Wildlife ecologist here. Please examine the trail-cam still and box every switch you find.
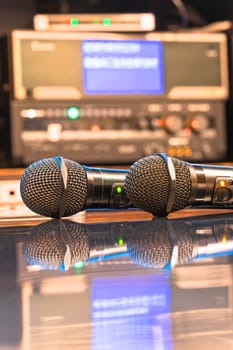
[214,187,232,203]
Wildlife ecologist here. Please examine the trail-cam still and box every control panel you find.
[2,30,229,165]
[11,100,226,164]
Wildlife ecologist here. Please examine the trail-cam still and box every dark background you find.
[1,0,233,35]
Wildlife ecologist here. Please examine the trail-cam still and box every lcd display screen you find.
[82,39,164,94]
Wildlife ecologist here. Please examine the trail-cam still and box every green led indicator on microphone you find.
[118,237,124,246]
[116,186,122,194]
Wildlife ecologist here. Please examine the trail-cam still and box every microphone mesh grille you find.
[22,220,90,270]
[20,158,88,218]
[127,220,195,268]
[124,155,192,216]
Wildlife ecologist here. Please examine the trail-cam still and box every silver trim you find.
[167,220,179,268]
[55,156,68,218]
[157,153,177,214]
[60,157,68,190]
[59,220,72,271]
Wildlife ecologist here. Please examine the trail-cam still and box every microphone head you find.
[22,219,90,270]
[20,157,88,218]
[124,154,192,216]
[127,219,195,269]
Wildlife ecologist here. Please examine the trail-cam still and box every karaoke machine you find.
[0,30,229,166]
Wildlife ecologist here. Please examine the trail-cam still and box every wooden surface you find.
[1,207,233,229]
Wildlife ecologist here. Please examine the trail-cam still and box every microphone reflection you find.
[22,214,233,272]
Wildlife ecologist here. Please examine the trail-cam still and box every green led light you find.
[103,17,111,26]
[116,186,122,194]
[74,261,84,269]
[67,107,80,120]
[70,18,79,26]
[118,237,124,246]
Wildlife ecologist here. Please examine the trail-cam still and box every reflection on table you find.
[0,210,232,349]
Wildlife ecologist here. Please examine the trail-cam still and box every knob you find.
[190,114,210,133]
[164,114,183,134]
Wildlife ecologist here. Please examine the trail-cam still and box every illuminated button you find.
[74,261,84,269]
[47,124,62,142]
[167,147,176,157]
[103,17,111,26]
[91,124,101,132]
[118,237,124,246]
[150,117,164,129]
[221,235,227,243]
[70,18,79,26]
[21,109,45,118]
[183,128,191,136]
[116,186,122,194]
[67,107,80,120]
[26,109,36,118]
[176,147,185,158]
[183,146,192,158]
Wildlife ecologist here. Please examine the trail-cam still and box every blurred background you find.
[1,0,233,168]
[0,0,233,34]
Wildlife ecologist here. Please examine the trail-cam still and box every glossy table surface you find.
[0,206,233,350]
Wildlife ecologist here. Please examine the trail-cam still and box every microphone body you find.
[20,156,132,218]
[191,163,233,204]
[83,165,129,209]
[124,153,233,216]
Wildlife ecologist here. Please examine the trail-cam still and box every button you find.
[47,123,62,142]
[214,188,232,202]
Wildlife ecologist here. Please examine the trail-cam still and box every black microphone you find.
[124,153,233,217]
[20,156,132,218]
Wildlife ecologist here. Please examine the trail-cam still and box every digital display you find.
[82,40,164,94]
